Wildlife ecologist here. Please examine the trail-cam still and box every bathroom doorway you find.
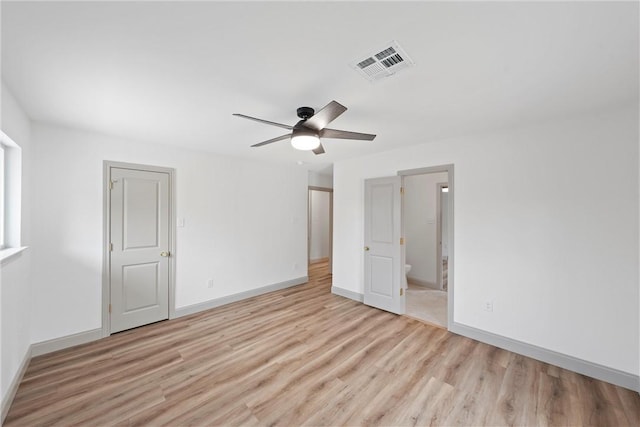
[400,166,453,328]
[308,186,333,271]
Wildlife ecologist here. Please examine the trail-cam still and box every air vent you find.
[350,40,415,82]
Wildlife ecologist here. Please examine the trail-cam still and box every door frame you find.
[399,164,454,329]
[102,161,177,337]
[308,186,333,272]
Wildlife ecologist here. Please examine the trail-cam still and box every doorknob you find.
[364,246,370,251]
[160,251,170,257]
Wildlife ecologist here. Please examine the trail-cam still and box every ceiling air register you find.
[351,40,415,82]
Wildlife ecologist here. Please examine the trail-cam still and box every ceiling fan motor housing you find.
[297,106,315,119]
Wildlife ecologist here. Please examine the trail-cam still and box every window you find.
[0,130,24,260]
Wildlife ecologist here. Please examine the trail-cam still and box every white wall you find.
[333,105,639,376]
[404,172,447,285]
[309,190,330,261]
[308,171,332,189]
[29,123,308,343]
[0,82,33,408]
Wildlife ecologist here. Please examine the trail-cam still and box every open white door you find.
[110,167,170,333]
[364,176,404,314]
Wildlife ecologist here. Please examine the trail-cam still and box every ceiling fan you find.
[233,100,376,155]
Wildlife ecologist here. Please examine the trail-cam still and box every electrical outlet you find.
[484,300,494,312]
[207,279,214,288]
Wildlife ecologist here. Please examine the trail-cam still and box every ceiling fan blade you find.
[233,113,293,130]
[320,128,376,141]
[251,133,292,147]
[312,143,325,155]
[302,101,347,131]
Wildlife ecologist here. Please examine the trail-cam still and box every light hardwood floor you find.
[5,260,640,426]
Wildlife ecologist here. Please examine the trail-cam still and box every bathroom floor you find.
[405,258,448,328]
[406,285,447,327]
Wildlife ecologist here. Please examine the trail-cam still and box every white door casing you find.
[110,167,170,333]
[364,176,405,314]
[398,164,454,328]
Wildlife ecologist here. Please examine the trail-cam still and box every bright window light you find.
[0,130,22,255]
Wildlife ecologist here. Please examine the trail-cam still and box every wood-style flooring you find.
[5,260,640,426]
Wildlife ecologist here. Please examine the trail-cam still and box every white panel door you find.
[364,176,404,314]
[110,167,170,333]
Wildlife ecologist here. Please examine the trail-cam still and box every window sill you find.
[0,246,28,263]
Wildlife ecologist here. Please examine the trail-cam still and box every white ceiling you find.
[2,1,638,171]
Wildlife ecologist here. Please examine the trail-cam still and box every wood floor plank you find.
[5,260,639,426]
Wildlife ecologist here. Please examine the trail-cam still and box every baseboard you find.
[309,257,329,264]
[450,322,639,392]
[31,328,103,357]
[174,276,309,318]
[331,286,364,303]
[407,277,439,289]
[1,344,32,423]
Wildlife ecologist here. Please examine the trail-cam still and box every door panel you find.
[111,167,170,333]
[123,179,160,249]
[364,176,404,314]
[370,255,393,296]
[122,262,159,311]
[371,184,394,243]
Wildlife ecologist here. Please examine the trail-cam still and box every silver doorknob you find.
[364,246,370,251]
[160,251,170,257]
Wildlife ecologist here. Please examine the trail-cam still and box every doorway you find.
[102,161,176,336]
[400,165,453,328]
[308,186,333,271]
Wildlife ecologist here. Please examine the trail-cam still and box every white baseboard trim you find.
[1,344,32,423]
[407,277,439,289]
[174,276,309,318]
[450,322,639,392]
[331,286,364,303]
[31,328,103,357]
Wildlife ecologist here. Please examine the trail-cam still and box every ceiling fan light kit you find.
[291,133,320,151]
[233,100,376,155]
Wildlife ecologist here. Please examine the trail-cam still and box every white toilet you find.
[404,264,412,288]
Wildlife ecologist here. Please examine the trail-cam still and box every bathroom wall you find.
[404,172,448,287]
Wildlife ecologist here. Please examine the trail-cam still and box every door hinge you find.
[109,243,113,251]
[109,180,114,190]
[108,303,112,314]
[400,187,404,194]
[400,237,404,245]
[400,288,404,296]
